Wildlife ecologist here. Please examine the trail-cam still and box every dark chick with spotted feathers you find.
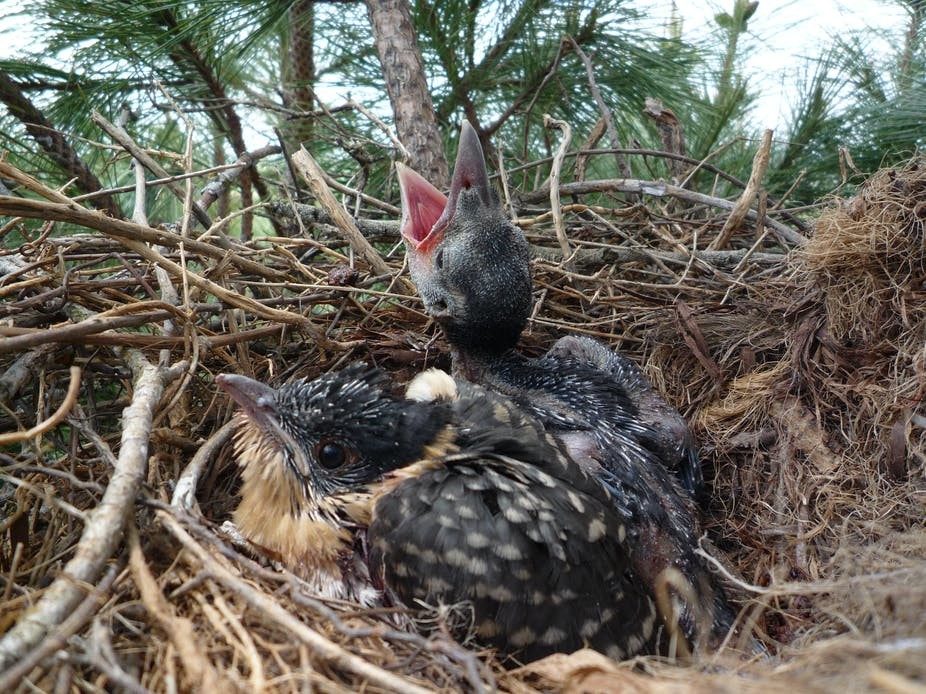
[218,365,665,663]
[397,121,737,651]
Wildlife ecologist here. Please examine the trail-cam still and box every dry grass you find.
[0,145,924,693]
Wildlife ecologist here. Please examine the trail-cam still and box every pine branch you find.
[0,69,121,217]
[154,6,270,239]
[433,0,549,122]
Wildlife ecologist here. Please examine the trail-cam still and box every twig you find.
[0,192,283,281]
[198,145,282,215]
[568,37,630,178]
[290,587,492,694]
[0,366,81,445]
[128,523,224,690]
[709,129,773,250]
[157,511,434,694]
[0,474,87,520]
[519,176,806,246]
[542,114,573,259]
[0,305,184,354]
[71,162,246,203]
[0,562,121,691]
[291,147,397,280]
[91,110,213,230]
[269,200,400,238]
[348,99,411,162]
[171,420,236,512]
[0,70,121,216]
[70,618,148,694]
[0,202,333,344]
[0,345,54,405]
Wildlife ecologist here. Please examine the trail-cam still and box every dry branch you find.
[543,114,573,259]
[0,365,81,444]
[0,563,121,691]
[172,420,236,512]
[291,146,399,280]
[128,524,225,690]
[709,129,773,250]
[569,37,630,178]
[0,344,53,405]
[0,195,281,281]
[520,176,806,246]
[91,110,214,230]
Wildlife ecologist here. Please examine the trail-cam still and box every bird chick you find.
[397,121,701,497]
[217,365,454,604]
[397,121,735,650]
[546,334,704,499]
[218,365,665,663]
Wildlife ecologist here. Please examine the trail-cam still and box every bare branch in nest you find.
[0,190,283,282]
[709,129,773,251]
[92,110,214,230]
[529,243,785,271]
[291,147,402,282]
[542,114,573,260]
[0,316,287,353]
[70,618,149,694]
[0,344,54,406]
[172,420,237,513]
[0,351,179,672]
[0,178,333,345]
[128,523,226,690]
[0,562,121,691]
[520,176,806,247]
[269,200,401,239]
[197,144,282,220]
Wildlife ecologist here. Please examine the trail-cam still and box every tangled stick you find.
[0,365,81,445]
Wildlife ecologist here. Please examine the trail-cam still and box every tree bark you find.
[365,0,448,189]
[283,0,316,148]
[0,70,121,217]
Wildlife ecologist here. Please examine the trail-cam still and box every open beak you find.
[396,162,447,252]
[397,121,494,254]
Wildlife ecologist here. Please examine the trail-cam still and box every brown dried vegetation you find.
[0,140,924,692]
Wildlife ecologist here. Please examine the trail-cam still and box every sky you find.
[639,0,909,130]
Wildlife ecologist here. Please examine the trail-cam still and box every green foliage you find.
[0,0,923,224]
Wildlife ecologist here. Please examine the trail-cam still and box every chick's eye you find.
[435,248,444,270]
[315,440,348,470]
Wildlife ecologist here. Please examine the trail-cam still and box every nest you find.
[0,142,924,693]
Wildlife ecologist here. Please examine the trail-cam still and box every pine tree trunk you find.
[365,0,449,189]
[284,0,315,147]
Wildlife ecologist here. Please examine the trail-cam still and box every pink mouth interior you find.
[396,122,489,254]
[396,162,448,252]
